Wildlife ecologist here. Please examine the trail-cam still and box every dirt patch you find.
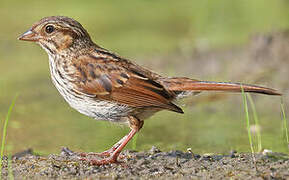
[1,147,288,179]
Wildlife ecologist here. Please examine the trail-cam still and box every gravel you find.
[1,147,288,179]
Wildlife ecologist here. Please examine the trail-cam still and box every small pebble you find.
[149,146,161,154]
[230,150,237,158]
[262,149,273,155]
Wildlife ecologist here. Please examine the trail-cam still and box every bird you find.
[18,16,281,165]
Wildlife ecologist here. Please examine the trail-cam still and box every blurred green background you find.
[0,0,288,155]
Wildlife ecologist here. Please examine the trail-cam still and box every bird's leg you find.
[81,116,143,165]
[79,135,127,158]
[81,129,137,165]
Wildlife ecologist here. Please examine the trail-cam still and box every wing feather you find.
[71,53,183,113]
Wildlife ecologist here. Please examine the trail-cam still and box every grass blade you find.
[241,85,257,169]
[0,95,18,178]
[241,86,255,154]
[280,98,288,151]
[247,94,262,152]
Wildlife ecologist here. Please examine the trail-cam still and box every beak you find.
[18,29,39,42]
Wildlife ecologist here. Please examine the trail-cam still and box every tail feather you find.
[162,77,281,96]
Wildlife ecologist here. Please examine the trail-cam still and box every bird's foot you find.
[77,128,139,166]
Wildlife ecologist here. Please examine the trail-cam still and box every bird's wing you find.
[71,52,183,113]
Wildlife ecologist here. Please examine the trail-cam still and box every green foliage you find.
[241,86,254,154]
[247,94,262,152]
[281,98,289,151]
[0,95,17,179]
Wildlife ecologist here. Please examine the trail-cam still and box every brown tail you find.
[162,77,281,96]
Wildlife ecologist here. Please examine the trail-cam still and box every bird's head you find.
[18,16,93,55]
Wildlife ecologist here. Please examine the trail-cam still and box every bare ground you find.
[0,147,288,179]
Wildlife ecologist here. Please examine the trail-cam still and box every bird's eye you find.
[45,25,54,34]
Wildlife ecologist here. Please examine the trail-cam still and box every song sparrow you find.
[18,16,281,165]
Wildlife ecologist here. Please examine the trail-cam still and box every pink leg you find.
[81,129,137,165]
[80,135,128,158]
